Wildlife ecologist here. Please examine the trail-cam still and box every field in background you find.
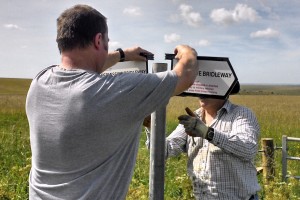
[0,78,299,199]
[240,84,300,96]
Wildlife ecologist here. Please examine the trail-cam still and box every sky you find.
[0,0,299,84]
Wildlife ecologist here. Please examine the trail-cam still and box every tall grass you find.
[0,79,299,199]
[0,95,31,199]
[128,95,300,200]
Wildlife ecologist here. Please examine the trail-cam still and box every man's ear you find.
[94,33,102,49]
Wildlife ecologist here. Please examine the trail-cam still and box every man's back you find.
[26,66,177,199]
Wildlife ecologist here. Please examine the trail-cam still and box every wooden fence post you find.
[261,138,275,183]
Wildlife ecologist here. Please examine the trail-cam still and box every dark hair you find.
[56,4,107,53]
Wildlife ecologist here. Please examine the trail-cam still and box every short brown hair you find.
[56,4,107,53]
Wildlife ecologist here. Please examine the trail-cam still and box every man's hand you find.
[178,115,208,138]
[174,45,197,61]
[123,46,153,62]
[102,46,153,72]
[171,45,198,96]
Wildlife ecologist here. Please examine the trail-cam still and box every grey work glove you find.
[178,115,208,138]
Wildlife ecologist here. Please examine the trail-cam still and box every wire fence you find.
[256,136,300,183]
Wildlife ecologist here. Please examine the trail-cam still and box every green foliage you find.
[259,178,300,200]
[240,84,300,96]
[0,78,31,95]
[0,112,31,200]
[0,78,300,199]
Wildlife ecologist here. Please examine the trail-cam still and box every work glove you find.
[178,115,208,138]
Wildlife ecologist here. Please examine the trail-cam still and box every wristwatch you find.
[116,48,125,62]
[206,127,214,141]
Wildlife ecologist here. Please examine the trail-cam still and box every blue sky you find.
[1,0,299,84]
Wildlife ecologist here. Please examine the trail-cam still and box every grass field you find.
[0,78,300,199]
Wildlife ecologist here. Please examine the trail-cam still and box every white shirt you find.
[147,100,261,200]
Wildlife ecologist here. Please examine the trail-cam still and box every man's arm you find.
[171,45,198,96]
[101,45,198,96]
[144,124,188,159]
[213,107,260,161]
[100,46,153,73]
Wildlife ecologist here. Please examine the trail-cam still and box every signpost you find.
[101,60,166,200]
[166,54,238,99]
[149,63,167,200]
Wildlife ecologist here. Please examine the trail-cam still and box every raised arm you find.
[171,45,198,96]
[100,46,153,73]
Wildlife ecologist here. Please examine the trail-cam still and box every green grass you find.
[128,95,300,200]
[240,84,300,95]
[0,78,31,95]
[0,78,300,200]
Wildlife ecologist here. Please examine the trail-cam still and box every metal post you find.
[149,63,168,200]
[282,135,287,182]
[282,136,300,180]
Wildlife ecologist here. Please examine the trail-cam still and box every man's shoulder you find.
[32,65,57,80]
[228,102,257,118]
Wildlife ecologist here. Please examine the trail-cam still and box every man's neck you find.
[60,48,97,71]
[204,100,226,119]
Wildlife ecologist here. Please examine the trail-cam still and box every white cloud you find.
[198,39,210,47]
[164,33,181,43]
[3,24,22,30]
[210,4,259,25]
[233,4,258,22]
[250,28,280,38]
[179,4,202,27]
[210,8,234,25]
[123,7,142,16]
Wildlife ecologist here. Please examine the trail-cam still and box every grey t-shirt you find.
[26,66,177,200]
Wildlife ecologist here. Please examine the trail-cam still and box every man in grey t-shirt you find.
[26,4,199,200]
